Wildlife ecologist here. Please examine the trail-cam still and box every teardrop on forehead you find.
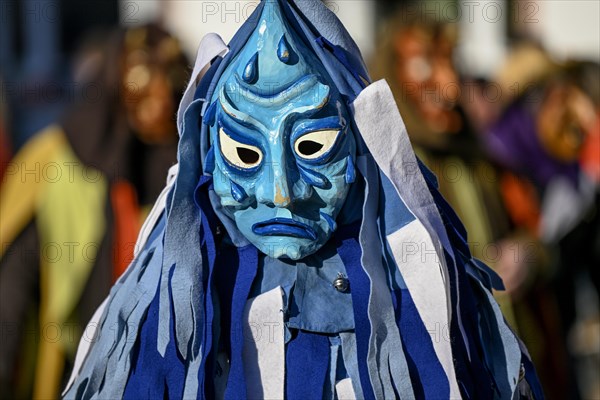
[213,0,333,98]
[277,34,292,64]
[242,52,259,84]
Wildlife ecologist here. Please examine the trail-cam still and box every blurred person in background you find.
[370,6,524,324]
[578,62,600,187]
[488,46,600,399]
[0,23,189,399]
[368,7,574,398]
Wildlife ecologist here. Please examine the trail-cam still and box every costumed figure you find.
[368,11,524,327]
[488,47,600,399]
[64,2,542,399]
[0,24,188,399]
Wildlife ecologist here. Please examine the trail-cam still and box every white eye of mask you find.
[293,129,339,160]
[219,128,263,169]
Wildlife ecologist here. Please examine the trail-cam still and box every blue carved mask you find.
[204,4,357,260]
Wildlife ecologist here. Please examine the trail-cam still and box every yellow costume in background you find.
[1,126,107,398]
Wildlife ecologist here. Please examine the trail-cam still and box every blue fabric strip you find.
[417,158,468,245]
[286,0,370,90]
[314,36,367,89]
[194,56,223,102]
[195,175,218,398]
[213,245,240,358]
[418,158,503,398]
[379,173,415,236]
[334,224,376,400]
[285,330,330,400]
[123,267,185,399]
[428,150,528,398]
[424,164,504,292]
[445,249,496,399]
[224,244,259,400]
[280,1,364,103]
[521,348,544,400]
[391,287,449,399]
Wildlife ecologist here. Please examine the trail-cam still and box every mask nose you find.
[256,144,314,207]
[273,171,292,207]
[256,161,292,208]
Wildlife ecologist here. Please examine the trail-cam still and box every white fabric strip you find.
[387,220,460,394]
[335,378,356,400]
[357,155,415,399]
[242,287,285,399]
[353,80,461,398]
[133,163,178,258]
[177,33,229,131]
[63,297,108,394]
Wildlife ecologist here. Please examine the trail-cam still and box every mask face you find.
[205,3,357,260]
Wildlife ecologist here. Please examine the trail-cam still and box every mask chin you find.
[226,202,330,260]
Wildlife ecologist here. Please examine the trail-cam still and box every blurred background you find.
[0,0,598,399]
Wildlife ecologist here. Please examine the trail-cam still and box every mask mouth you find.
[252,218,317,240]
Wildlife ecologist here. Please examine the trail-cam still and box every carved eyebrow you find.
[233,74,330,109]
[290,116,344,143]
[218,87,268,133]
[220,73,330,121]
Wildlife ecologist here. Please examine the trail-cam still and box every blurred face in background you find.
[393,24,462,134]
[121,28,188,145]
[537,82,596,162]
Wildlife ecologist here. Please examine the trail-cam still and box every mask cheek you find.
[213,159,257,210]
[311,161,351,229]
[320,159,350,201]
[212,166,234,206]
[231,209,256,238]
[315,184,349,230]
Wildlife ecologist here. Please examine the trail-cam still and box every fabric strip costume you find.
[63,1,543,399]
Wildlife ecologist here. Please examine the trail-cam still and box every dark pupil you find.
[298,140,323,156]
[237,147,260,164]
